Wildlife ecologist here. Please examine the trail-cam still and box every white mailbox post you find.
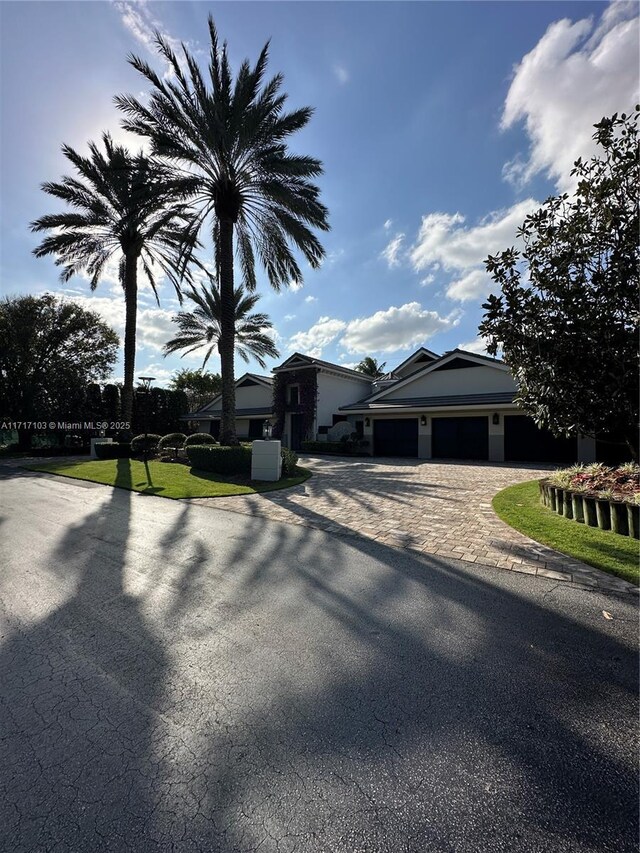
[90,437,113,459]
[251,440,282,482]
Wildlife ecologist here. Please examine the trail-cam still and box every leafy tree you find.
[0,294,118,449]
[480,108,639,460]
[31,133,198,425]
[83,383,104,425]
[169,368,222,403]
[102,384,121,427]
[116,16,329,443]
[163,280,280,370]
[355,357,387,378]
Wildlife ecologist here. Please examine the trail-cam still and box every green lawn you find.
[27,458,311,499]
[493,480,639,585]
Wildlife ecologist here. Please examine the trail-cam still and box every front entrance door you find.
[290,413,306,451]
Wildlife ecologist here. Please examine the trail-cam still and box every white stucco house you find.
[183,347,599,464]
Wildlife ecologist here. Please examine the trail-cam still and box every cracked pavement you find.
[1,466,638,852]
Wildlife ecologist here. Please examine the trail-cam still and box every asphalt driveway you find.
[1,466,638,852]
[192,456,637,594]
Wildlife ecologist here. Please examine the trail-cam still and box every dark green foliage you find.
[480,109,640,460]
[132,387,188,435]
[84,384,104,424]
[272,369,317,442]
[186,444,252,474]
[280,448,298,477]
[102,384,121,425]
[0,294,118,450]
[301,439,369,455]
[355,357,387,378]
[164,281,280,369]
[158,432,187,449]
[130,433,161,454]
[184,433,218,447]
[95,442,132,459]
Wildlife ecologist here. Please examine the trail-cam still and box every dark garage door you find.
[432,417,488,460]
[504,416,577,464]
[373,418,418,457]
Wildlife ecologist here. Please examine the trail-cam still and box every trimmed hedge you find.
[184,433,218,447]
[186,444,252,474]
[158,432,186,449]
[95,442,131,460]
[301,441,345,453]
[131,433,161,454]
[281,448,298,476]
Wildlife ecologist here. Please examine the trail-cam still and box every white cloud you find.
[333,64,349,85]
[284,314,296,322]
[420,273,435,287]
[380,232,405,269]
[289,279,303,292]
[289,316,347,358]
[502,4,639,192]
[446,269,492,303]
[304,295,317,303]
[410,201,538,273]
[341,302,456,354]
[457,338,490,356]
[383,219,393,231]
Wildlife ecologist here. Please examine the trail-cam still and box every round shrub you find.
[186,444,252,475]
[281,448,298,477]
[130,433,161,454]
[158,432,187,450]
[184,433,218,447]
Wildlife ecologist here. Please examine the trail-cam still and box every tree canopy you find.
[0,294,119,448]
[355,357,387,378]
[479,108,639,459]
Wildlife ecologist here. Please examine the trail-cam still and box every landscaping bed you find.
[26,458,311,499]
[493,479,639,585]
[540,463,639,539]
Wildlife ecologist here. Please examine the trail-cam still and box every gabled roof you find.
[339,391,516,412]
[392,346,440,376]
[186,372,272,417]
[274,352,371,381]
[355,348,508,406]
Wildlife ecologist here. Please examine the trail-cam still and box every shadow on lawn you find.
[1,464,638,851]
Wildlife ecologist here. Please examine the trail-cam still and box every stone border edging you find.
[539,479,639,539]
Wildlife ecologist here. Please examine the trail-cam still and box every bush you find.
[281,448,298,477]
[158,432,186,450]
[184,433,218,447]
[95,442,131,459]
[130,433,161,454]
[186,444,252,474]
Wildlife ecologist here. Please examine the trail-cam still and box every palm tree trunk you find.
[121,254,138,430]
[218,218,237,445]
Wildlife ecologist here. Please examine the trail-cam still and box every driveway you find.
[191,456,637,594]
[0,467,638,852]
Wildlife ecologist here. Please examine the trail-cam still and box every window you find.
[289,385,299,406]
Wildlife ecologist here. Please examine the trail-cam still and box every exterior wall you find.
[201,381,272,413]
[196,423,209,434]
[236,418,251,438]
[316,373,372,427]
[382,365,516,400]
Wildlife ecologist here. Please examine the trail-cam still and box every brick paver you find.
[190,456,638,595]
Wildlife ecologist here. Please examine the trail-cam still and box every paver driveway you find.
[191,456,637,594]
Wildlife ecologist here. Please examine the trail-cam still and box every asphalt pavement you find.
[1,466,638,852]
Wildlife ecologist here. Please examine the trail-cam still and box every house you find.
[183,373,274,440]
[182,347,598,464]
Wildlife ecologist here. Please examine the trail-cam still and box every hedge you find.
[281,448,298,476]
[186,444,252,474]
[95,442,132,460]
[131,433,161,454]
[184,433,218,447]
[158,432,186,450]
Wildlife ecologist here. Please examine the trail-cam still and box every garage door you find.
[432,417,488,460]
[504,416,576,463]
[373,419,418,457]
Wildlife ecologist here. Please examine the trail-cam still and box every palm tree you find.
[31,132,198,426]
[115,16,329,443]
[356,357,387,378]
[163,280,280,370]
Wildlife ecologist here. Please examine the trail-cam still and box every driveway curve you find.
[191,456,637,594]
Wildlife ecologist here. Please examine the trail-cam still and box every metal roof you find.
[339,391,516,411]
[181,407,273,420]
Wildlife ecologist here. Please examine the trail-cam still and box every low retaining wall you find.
[539,480,639,539]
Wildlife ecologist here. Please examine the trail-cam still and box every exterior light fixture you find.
[262,421,273,440]
[365,417,370,427]
[139,376,156,392]
[420,415,427,426]
[492,412,500,425]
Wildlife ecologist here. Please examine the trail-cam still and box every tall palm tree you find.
[116,16,329,443]
[163,280,280,370]
[31,132,198,425]
[356,357,387,378]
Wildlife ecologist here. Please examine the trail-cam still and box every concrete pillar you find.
[488,413,504,462]
[418,415,431,459]
[363,415,374,455]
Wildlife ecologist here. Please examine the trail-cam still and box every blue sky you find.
[1,1,638,385]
